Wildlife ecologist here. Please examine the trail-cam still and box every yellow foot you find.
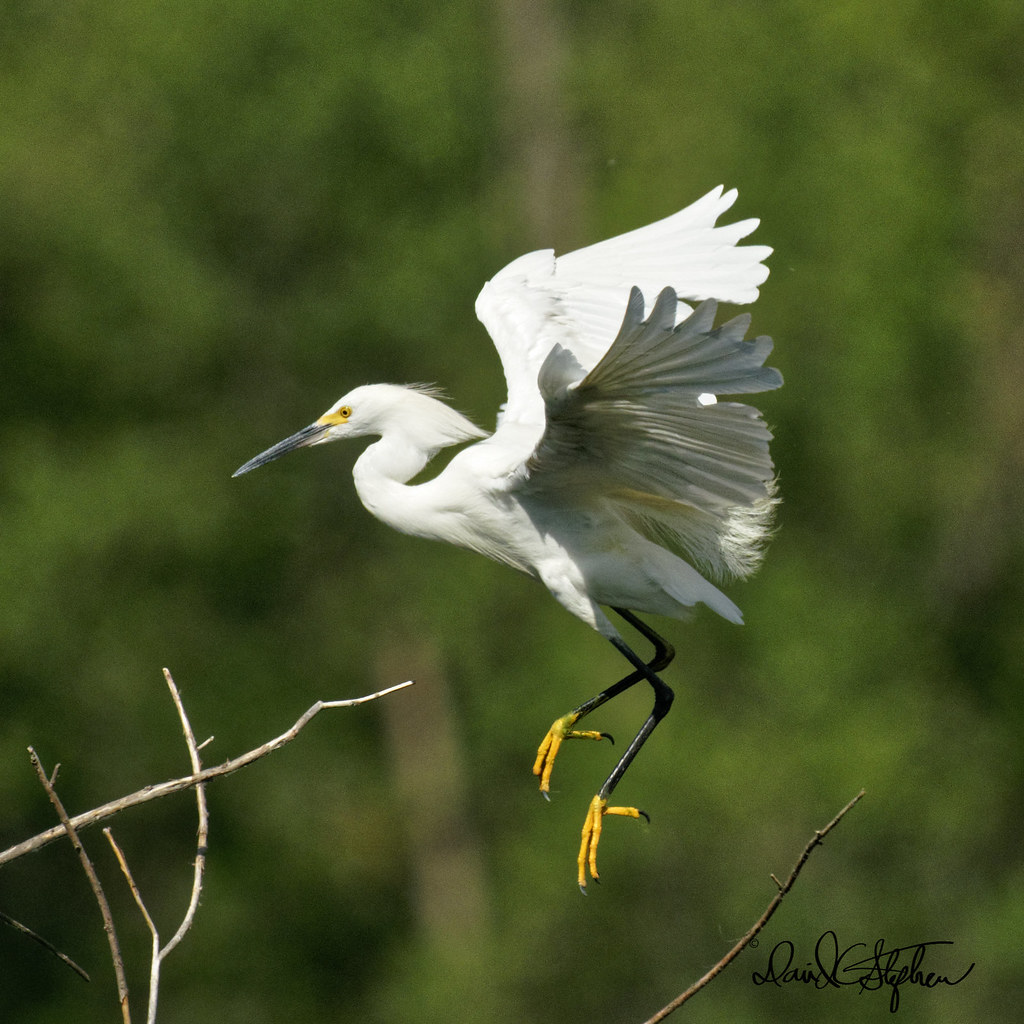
[577,795,649,891]
[532,714,612,795]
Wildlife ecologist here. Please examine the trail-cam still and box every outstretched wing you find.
[526,288,783,581]
[474,186,771,436]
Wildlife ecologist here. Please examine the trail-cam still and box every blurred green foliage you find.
[2,0,1022,1021]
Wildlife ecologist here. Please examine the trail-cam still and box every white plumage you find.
[234,185,781,888]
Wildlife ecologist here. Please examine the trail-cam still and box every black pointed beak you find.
[232,422,330,477]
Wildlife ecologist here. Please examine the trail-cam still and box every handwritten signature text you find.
[751,930,975,1012]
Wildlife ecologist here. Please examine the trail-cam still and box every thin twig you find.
[0,909,91,981]
[640,789,866,1024]
[2,680,414,868]
[158,668,209,958]
[103,831,159,1022]
[104,828,158,938]
[30,748,132,1024]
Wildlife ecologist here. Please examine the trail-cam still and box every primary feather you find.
[528,288,781,581]
[475,184,771,435]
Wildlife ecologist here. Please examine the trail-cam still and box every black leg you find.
[555,608,675,725]
[613,607,675,673]
[571,610,678,889]
[598,609,676,801]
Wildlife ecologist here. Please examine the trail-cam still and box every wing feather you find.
[475,186,771,439]
[527,288,782,579]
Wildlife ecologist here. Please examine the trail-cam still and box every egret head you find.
[231,386,380,478]
[232,384,485,478]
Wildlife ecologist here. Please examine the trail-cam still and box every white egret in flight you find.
[234,185,782,890]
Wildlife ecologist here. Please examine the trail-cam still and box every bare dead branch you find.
[102,669,213,1024]
[8,675,413,1023]
[158,668,209,959]
[105,828,158,937]
[103,830,159,1023]
[1,679,414,868]
[640,789,866,1024]
[30,748,132,1024]
[0,909,91,981]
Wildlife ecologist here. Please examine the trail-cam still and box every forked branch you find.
[1,678,414,868]
[8,671,414,1024]
[100,669,211,1023]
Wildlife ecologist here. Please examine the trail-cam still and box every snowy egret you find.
[234,185,782,890]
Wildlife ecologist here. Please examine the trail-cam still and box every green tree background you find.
[2,1,1021,1021]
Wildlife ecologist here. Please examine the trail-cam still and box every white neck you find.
[353,433,431,490]
[349,392,486,537]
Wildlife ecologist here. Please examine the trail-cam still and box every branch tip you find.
[5,678,420,870]
[640,789,866,1023]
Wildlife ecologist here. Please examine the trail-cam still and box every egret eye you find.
[314,405,352,428]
